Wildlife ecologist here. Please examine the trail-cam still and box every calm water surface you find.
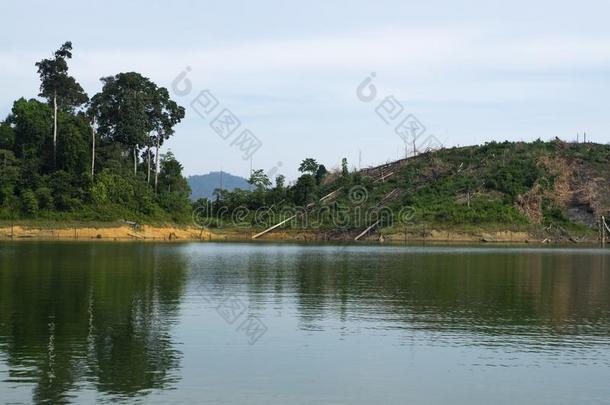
[1,242,610,404]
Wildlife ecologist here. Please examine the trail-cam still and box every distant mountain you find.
[187,171,250,200]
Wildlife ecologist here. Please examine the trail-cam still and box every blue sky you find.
[1,0,610,181]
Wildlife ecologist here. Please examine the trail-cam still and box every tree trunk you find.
[91,117,96,178]
[53,93,58,166]
[147,147,151,184]
[154,135,160,194]
[133,148,137,175]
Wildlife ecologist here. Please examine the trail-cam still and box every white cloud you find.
[4,27,610,100]
[67,28,610,76]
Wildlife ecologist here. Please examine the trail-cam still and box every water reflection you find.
[0,243,187,404]
[1,242,610,404]
[190,244,610,341]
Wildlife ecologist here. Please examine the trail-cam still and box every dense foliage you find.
[0,42,190,222]
[195,140,610,233]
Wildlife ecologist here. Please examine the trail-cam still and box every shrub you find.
[20,189,38,216]
[35,187,53,209]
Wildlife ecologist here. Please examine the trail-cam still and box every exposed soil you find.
[0,224,213,241]
[0,223,597,244]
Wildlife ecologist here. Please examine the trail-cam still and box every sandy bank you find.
[0,224,593,244]
[0,224,216,241]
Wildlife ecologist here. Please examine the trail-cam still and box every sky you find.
[1,0,610,181]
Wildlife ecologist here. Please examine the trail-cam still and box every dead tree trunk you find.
[147,147,151,184]
[154,135,160,193]
[133,148,137,175]
[53,93,58,166]
[91,117,96,178]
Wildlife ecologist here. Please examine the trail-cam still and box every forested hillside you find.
[194,141,610,239]
[3,43,609,238]
[0,42,191,222]
[386,140,610,231]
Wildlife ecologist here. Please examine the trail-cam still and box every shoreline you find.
[0,224,598,245]
[0,224,213,242]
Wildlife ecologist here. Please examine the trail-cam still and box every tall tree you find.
[292,174,316,205]
[315,164,328,185]
[148,87,185,193]
[8,98,53,165]
[35,41,88,165]
[298,158,319,175]
[275,174,286,189]
[91,74,183,182]
[86,101,101,179]
[341,158,349,177]
[91,116,96,178]
[248,169,272,190]
[90,72,158,175]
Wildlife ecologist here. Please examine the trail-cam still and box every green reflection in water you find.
[0,242,187,404]
[1,242,610,404]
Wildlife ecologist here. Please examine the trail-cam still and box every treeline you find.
[194,158,331,213]
[196,140,610,233]
[193,157,374,228]
[0,42,190,222]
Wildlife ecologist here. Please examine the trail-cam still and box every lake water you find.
[1,242,610,404]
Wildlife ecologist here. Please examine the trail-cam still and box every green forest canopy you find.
[0,42,190,222]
